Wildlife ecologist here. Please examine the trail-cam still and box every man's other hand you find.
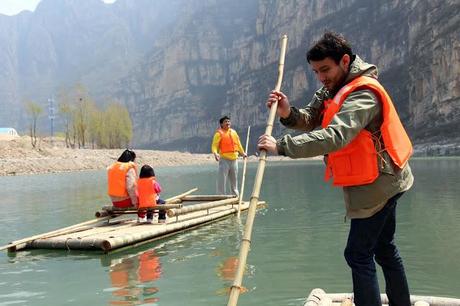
[257,134,279,155]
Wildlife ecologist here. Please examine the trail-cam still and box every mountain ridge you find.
[0,0,458,155]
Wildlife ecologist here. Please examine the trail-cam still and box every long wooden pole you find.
[165,187,198,203]
[227,34,288,306]
[237,125,251,218]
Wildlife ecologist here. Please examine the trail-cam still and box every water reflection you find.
[217,256,239,281]
[107,250,162,305]
[214,255,249,296]
[1,160,459,305]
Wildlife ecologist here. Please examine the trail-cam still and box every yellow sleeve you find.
[235,132,245,154]
[211,132,221,154]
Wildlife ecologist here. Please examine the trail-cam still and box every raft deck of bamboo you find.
[304,288,460,306]
[3,190,266,253]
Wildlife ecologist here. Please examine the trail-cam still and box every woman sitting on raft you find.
[107,149,140,216]
[137,165,166,224]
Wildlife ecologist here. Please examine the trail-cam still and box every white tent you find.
[0,128,19,140]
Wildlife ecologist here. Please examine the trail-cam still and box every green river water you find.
[0,158,459,305]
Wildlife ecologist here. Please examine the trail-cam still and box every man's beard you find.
[330,70,348,95]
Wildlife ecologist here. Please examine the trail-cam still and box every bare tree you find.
[57,84,133,150]
[102,102,133,148]
[58,101,72,148]
[25,100,43,148]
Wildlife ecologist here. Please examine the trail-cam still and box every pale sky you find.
[0,0,117,16]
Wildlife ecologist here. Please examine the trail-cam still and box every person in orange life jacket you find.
[107,149,145,219]
[258,32,414,306]
[211,116,247,196]
[138,165,166,224]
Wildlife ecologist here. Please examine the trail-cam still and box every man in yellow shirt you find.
[211,116,247,196]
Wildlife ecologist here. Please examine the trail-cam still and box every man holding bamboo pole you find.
[211,116,247,196]
[258,32,414,306]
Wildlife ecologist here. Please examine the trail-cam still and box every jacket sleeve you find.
[277,90,381,158]
[279,87,327,131]
[126,168,138,205]
[236,133,245,154]
[211,132,220,154]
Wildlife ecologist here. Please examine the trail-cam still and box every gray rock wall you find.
[0,0,458,154]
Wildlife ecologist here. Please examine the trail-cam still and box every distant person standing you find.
[257,32,414,306]
[211,116,247,196]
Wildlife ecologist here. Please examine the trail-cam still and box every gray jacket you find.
[277,55,414,218]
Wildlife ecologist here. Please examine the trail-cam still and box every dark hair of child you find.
[139,165,155,178]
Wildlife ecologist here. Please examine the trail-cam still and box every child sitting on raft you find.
[137,165,166,223]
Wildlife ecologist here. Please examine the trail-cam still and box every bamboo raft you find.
[304,288,460,306]
[1,188,266,253]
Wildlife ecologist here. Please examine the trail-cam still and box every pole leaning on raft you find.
[227,34,288,306]
[237,125,251,219]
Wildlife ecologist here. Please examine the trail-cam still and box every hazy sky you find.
[0,0,117,16]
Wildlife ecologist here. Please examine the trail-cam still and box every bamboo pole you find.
[181,195,236,201]
[96,188,198,217]
[0,216,113,252]
[101,205,247,252]
[103,204,183,211]
[165,187,198,203]
[237,125,251,218]
[227,34,288,306]
[99,201,266,252]
[95,204,184,218]
[305,289,333,306]
[167,197,239,217]
[324,293,460,305]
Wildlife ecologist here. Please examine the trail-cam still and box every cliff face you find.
[1,0,458,154]
[407,0,460,141]
[0,0,181,126]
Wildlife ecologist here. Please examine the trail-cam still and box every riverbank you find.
[0,136,296,176]
[2,135,457,176]
[0,136,215,176]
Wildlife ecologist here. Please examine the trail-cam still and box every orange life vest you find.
[110,260,131,297]
[137,177,157,209]
[217,128,239,154]
[107,161,137,197]
[321,76,413,187]
[138,250,161,282]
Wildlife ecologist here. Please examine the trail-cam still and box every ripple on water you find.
[0,290,45,305]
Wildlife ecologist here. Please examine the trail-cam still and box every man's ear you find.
[340,54,350,71]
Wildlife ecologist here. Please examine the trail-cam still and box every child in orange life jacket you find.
[137,165,166,224]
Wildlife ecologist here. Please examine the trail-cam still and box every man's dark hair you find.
[219,116,230,124]
[117,149,136,162]
[306,31,353,64]
[139,164,155,178]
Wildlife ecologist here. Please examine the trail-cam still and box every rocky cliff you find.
[1,0,458,155]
